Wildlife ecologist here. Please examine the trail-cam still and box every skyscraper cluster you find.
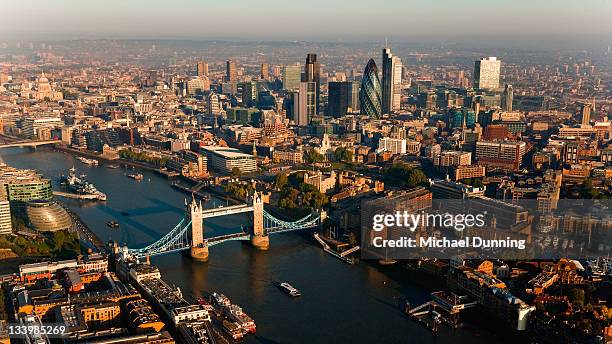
[356,46,403,119]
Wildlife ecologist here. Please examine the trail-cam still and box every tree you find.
[570,288,585,306]
[405,169,427,188]
[581,179,600,199]
[386,163,427,187]
[334,147,353,163]
[231,167,242,177]
[305,150,324,164]
[463,178,484,188]
[274,173,288,190]
[279,187,300,209]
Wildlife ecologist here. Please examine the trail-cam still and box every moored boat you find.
[76,156,99,165]
[222,320,243,340]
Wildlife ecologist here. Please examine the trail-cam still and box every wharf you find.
[404,291,477,332]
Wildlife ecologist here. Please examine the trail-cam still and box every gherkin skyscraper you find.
[359,59,382,118]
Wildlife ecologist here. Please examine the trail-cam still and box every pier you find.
[313,233,359,264]
[405,291,477,332]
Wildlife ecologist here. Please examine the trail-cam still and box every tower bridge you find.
[127,192,321,261]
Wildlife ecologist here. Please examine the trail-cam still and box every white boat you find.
[76,156,99,166]
[277,282,301,297]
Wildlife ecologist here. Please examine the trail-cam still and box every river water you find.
[1,147,501,344]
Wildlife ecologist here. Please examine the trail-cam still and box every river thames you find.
[1,147,502,344]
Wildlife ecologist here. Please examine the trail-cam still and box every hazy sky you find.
[1,0,611,40]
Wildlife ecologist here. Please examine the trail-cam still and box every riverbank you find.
[53,145,178,179]
[62,204,107,252]
[0,147,502,344]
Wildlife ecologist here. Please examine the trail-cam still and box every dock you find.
[404,291,477,332]
[313,233,359,264]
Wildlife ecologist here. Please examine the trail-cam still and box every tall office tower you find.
[226,60,237,82]
[502,84,514,112]
[473,57,501,91]
[303,54,321,112]
[328,81,359,118]
[381,48,402,113]
[241,81,258,107]
[196,60,208,78]
[297,81,317,126]
[0,186,11,235]
[272,65,282,78]
[359,59,382,118]
[577,101,593,125]
[260,63,269,80]
[456,70,465,86]
[283,64,302,91]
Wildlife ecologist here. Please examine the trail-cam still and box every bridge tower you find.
[249,191,269,250]
[187,195,208,261]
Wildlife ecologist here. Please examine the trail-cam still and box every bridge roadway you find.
[200,204,253,218]
[206,232,250,246]
[0,140,57,148]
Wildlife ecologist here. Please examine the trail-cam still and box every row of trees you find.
[580,179,610,199]
[279,183,328,210]
[0,231,81,258]
[119,149,168,167]
[224,182,254,199]
[461,178,484,188]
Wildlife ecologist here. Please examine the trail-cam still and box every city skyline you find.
[0,2,610,343]
[2,0,611,41]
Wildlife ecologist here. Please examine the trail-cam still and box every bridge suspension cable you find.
[126,207,321,258]
[128,218,190,255]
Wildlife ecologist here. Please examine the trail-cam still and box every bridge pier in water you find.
[190,245,209,261]
[249,192,269,250]
[188,196,209,261]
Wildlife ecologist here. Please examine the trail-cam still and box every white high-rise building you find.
[382,48,402,114]
[207,92,220,115]
[378,137,406,155]
[474,57,501,91]
[0,186,11,234]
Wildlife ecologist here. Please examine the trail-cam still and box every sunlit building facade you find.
[474,57,501,91]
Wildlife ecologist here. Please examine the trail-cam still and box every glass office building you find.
[359,59,382,118]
